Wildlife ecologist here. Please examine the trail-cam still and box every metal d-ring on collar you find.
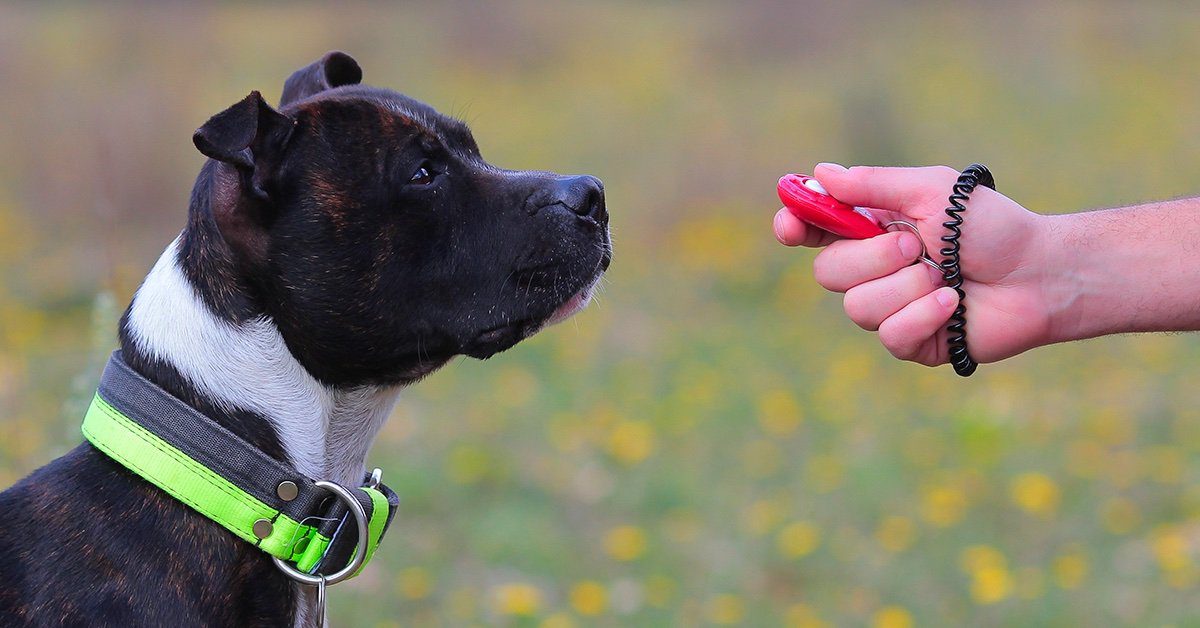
[883,220,942,273]
[272,479,372,587]
[273,479,373,627]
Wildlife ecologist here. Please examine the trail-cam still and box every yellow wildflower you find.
[396,567,432,600]
[920,484,967,527]
[644,575,676,608]
[607,421,655,464]
[777,521,821,558]
[569,581,607,616]
[1151,528,1191,572]
[1052,549,1088,589]
[872,605,914,628]
[1009,473,1060,517]
[757,389,803,435]
[970,566,1013,604]
[1165,563,1199,589]
[493,583,542,616]
[605,525,648,561]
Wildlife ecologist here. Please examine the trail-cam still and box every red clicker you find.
[777,174,885,239]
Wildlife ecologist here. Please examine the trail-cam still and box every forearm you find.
[1043,197,1200,343]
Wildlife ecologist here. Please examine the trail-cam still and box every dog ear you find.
[193,91,294,202]
[280,51,363,107]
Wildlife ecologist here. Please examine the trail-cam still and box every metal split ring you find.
[883,220,943,273]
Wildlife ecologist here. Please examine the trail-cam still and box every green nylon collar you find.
[82,352,398,578]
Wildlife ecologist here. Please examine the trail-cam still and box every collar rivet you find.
[253,518,274,539]
[277,481,299,501]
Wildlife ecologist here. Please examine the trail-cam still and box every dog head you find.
[190,52,610,386]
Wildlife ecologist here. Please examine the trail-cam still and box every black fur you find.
[0,51,609,626]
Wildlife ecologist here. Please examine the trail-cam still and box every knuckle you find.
[929,165,960,187]
[876,282,903,307]
[906,166,959,207]
[847,165,878,182]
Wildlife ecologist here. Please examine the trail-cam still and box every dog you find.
[0,51,610,627]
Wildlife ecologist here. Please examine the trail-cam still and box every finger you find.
[813,163,959,215]
[812,230,924,293]
[877,286,959,365]
[773,207,841,248]
[843,263,945,331]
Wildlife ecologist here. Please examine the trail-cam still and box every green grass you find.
[3,2,1200,625]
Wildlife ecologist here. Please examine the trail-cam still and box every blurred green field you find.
[4,2,1200,626]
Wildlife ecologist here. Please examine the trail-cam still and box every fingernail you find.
[772,212,785,237]
[898,233,921,260]
[815,162,847,174]
[935,287,957,308]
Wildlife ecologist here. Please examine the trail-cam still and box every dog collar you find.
[81,351,400,586]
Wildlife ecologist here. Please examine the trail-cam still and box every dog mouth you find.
[463,267,604,359]
[545,278,599,326]
[545,247,609,327]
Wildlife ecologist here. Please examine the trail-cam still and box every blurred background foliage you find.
[3,1,1200,626]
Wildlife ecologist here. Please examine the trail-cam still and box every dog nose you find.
[552,175,607,223]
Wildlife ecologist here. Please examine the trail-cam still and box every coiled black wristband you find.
[940,164,995,377]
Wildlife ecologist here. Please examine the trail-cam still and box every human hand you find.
[774,163,1055,366]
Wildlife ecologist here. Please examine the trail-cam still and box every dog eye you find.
[409,164,435,186]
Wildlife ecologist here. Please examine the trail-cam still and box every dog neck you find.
[109,166,405,627]
[122,235,402,486]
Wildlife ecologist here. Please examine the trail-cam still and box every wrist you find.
[1036,212,1098,346]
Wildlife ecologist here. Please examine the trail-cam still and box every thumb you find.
[813,163,957,214]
